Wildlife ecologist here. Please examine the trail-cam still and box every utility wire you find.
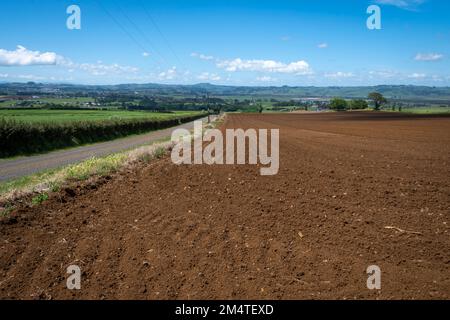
[138,0,186,69]
[95,0,150,56]
[112,0,168,66]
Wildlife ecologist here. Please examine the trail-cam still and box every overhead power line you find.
[95,0,150,56]
[138,0,186,69]
[112,0,168,65]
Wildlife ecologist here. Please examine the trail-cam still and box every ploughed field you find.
[1,112,449,299]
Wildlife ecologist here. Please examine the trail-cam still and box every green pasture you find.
[0,109,201,123]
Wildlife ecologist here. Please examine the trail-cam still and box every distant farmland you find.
[0,109,200,123]
[399,106,450,114]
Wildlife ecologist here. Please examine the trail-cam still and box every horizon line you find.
[1,81,450,89]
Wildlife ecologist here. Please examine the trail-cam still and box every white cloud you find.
[217,58,311,75]
[76,62,138,76]
[0,45,59,66]
[367,70,447,82]
[142,52,150,57]
[197,72,221,81]
[256,76,277,82]
[191,52,214,61]
[408,72,426,79]
[414,53,444,61]
[318,43,328,49]
[324,71,354,78]
[281,36,291,41]
[0,46,140,77]
[58,58,138,76]
[369,70,400,78]
[17,74,46,81]
[375,0,425,10]
[158,67,177,80]
[0,73,75,82]
[431,75,443,82]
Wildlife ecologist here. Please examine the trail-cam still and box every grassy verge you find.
[0,140,171,210]
[399,107,450,114]
[0,114,224,215]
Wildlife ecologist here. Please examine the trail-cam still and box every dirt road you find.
[0,112,449,299]
[0,117,208,182]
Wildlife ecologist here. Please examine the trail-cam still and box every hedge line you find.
[0,114,204,158]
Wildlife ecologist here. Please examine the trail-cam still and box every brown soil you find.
[1,112,449,300]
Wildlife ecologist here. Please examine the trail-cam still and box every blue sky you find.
[0,0,449,86]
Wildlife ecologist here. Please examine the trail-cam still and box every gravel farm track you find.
[0,112,449,300]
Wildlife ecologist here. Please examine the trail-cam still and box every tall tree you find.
[368,92,387,111]
[258,103,263,113]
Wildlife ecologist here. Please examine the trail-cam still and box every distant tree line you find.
[273,100,306,107]
[329,92,387,111]
[122,96,238,112]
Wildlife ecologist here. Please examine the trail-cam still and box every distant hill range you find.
[1,82,450,102]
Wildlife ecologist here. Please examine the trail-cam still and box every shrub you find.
[32,193,48,205]
[153,146,167,159]
[329,98,348,111]
[349,99,369,110]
